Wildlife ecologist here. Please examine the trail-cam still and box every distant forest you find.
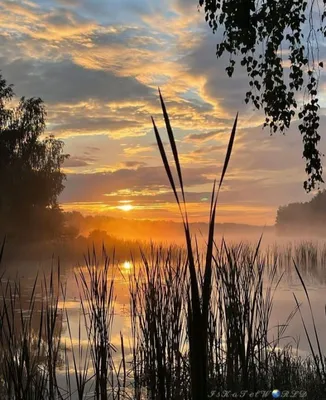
[64,211,273,241]
[276,190,326,236]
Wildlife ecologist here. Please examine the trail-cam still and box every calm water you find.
[2,238,326,397]
[61,266,326,357]
[8,250,326,351]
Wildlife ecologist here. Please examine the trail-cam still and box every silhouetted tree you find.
[276,190,326,234]
[0,74,69,240]
[199,0,326,191]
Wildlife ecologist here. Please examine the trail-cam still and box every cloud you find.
[50,115,146,139]
[0,1,97,41]
[56,0,80,5]
[119,161,147,169]
[123,145,154,155]
[84,146,101,153]
[185,129,227,142]
[0,58,153,104]
[64,155,97,167]
[174,0,198,12]
[0,1,242,142]
[60,165,214,202]
[181,31,253,117]
[0,56,157,138]
[192,145,226,155]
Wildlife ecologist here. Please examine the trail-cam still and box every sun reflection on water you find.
[122,261,133,271]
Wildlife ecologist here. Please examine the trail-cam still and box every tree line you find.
[276,190,326,235]
[0,74,69,242]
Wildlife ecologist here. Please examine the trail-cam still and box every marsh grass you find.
[0,266,64,400]
[0,241,325,399]
[264,241,326,283]
[0,251,132,400]
[129,241,326,399]
[130,246,189,400]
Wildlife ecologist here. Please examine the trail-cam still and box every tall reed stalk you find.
[76,248,115,400]
[151,89,238,399]
[130,246,189,400]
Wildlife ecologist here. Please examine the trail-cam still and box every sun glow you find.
[117,204,134,212]
[123,261,133,271]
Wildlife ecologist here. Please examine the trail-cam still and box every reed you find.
[76,248,117,400]
[0,240,325,399]
[130,246,189,400]
[129,241,326,399]
[151,89,238,399]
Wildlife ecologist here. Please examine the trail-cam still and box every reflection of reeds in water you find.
[264,241,326,284]
[0,265,64,399]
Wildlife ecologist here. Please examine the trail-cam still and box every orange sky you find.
[0,0,325,225]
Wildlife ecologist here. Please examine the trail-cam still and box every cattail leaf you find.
[293,259,326,378]
[218,112,238,190]
[0,236,6,264]
[203,113,239,334]
[152,116,181,210]
[159,88,186,205]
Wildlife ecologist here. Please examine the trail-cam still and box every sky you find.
[1,0,326,225]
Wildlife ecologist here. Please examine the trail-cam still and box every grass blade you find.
[159,88,186,205]
[0,236,6,264]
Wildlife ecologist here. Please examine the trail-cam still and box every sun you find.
[123,261,132,271]
[117,204,134,212]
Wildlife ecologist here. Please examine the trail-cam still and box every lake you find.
[1,237,326,399]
